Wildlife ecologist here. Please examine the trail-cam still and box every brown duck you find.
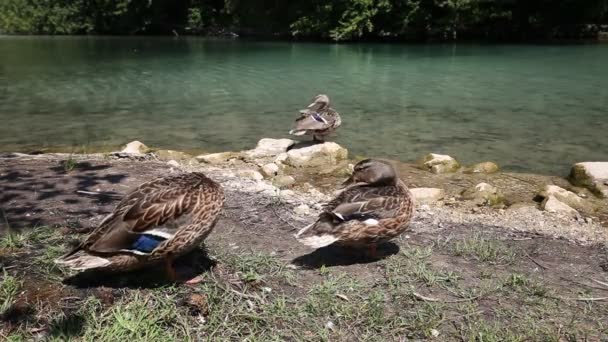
[55,172,224,280]
[289,94,342,142]
[295,159,414,257]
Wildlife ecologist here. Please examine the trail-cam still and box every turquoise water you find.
[1,36,607,174]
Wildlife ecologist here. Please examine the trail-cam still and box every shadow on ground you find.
[63,248,216,289]
[292,242,399,268]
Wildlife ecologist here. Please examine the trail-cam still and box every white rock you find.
[246,138,295,158]
[121,140,148,154]
[273,175,296,188]
[237,170,264,181]
[285,142,348,167]
[196,152,241,164]
[569,162,608,198]
[542,196,578,217]
[421,153,460,174]
[293,204,311,215]
[410,188,445,204]
[260,163,280,178]
[166,160,180,167]
[275,153,288,164]
[538,185,589,211]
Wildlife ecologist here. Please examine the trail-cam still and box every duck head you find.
[342,159,398,188]
[306,94,330,111]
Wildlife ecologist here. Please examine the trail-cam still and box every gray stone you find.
[461,182,505,207]
[421,153,460,174]
[237,170,264,181]
[541,196,578,217]
[410,188,445,204]
[463,161,499,174]
[246,138,295,158]
[285,142,348,168]
[121,140,149,154]
[569,162,608,198]
[273,175,296,188]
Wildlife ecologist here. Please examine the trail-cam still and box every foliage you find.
[0,0,607,40]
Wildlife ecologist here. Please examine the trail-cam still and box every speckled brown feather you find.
[297,160,415,248]
[57,172,224,271]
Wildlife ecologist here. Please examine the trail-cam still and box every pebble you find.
[293,204,311,215]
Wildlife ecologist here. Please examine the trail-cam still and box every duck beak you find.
[341,175,354,187]
[340,175,366,189]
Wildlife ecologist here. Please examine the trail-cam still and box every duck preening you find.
[295,159,414,257]
[289,94,342,142]
[55,172,224,281]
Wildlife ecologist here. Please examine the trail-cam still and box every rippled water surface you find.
[1,36,607,174]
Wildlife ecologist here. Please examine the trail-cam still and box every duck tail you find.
[55,250,111,271]
[289,129,306,136]
[294,223,338,249]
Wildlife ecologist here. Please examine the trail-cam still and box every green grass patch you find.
[450,234,517,264]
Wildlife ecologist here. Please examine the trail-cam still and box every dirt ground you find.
[1,154,608,341]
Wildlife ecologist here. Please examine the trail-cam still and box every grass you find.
[1,227,607,341]
[450,233,518,264]
[0,271,21,316]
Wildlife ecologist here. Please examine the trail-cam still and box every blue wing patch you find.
[312,113,327,124]
[132,234,166,253]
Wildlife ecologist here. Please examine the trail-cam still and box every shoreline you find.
[2,138,607,244]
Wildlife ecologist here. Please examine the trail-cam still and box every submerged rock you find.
[542,196,578,217]
[569,162,608,198]
[196,152,242,164]
[285,142,348,168]
[461,182,505,207]
[154,149,191,161]
[410,188,445,204]
[246,138,295,158]
[421,153,460,174]
[463,161,499,174]
[537,185,591,212]
[121,140,149,154]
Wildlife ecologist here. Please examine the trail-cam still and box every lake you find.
[1,36,607,174]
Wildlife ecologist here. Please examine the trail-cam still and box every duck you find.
[289,94,342,142]
[55,172,224,281]
[295,159,414,257]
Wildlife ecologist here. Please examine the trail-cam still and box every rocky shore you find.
[2,138,607,244]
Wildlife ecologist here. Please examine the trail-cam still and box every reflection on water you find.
[1,36,607,174]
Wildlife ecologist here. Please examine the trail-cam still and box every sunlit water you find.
[1,36,607,174]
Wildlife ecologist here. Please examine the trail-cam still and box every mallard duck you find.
[55,172,224,280]
[289,94,342,142]
[295,159,414,257]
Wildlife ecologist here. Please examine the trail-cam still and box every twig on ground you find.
[557,296,608,302]
[270,206,300,231]
[525,253,549,270]
[210,272,265,302]
[412,292,481,303]
[592,279,608,288]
